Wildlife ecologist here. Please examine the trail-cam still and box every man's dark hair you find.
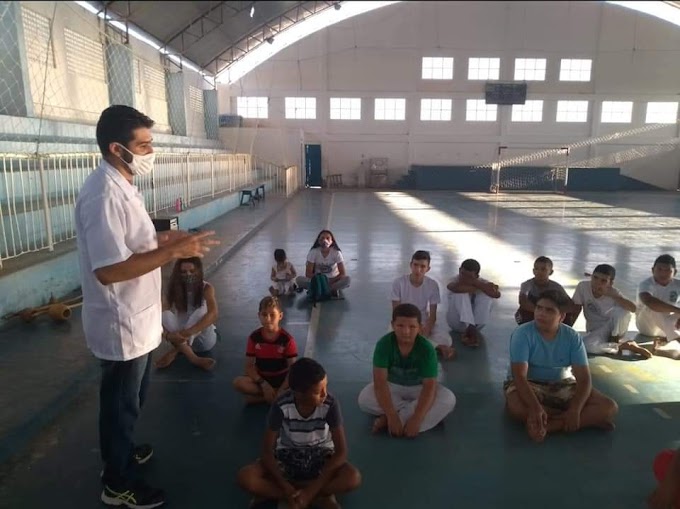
[411,250,431,265]
[536,289,568,312]
[96,105,155,156]
[461,258,481,275]
[288,358,326,393]
[534,256,553,268]
[654,254,676,270]
[593,264,616,281]
[392,303,422,324]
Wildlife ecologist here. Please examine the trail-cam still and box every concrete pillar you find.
[203,89,218,140]
[0,1,34,116]
[105,43,135,107]
[165,71,187,137]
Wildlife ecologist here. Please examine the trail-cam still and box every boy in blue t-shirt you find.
[504,290,619,443]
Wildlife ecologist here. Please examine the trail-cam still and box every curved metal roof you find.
[96,1,339,75]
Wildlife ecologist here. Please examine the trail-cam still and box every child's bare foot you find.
[269,286,279,296]
[436,345,457,360]
[192,357,216,371]
[155,350,178,369]
[371,415,388,434]
[461,331,480,348]
[245,395,266,405]
[526,420,546,443]
[619,341,653,359]
[597,420,616,431]
[313,494,341,509]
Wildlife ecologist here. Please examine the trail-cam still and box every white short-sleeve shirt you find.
[75,161,162,361]
[306,248,344,278]
[572,280,622,331]
[637,276,680,310]
[273,261,296,281]
[391,274,441,319]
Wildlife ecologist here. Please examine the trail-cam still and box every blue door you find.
[305,144,322,187]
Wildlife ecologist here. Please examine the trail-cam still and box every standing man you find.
[76,105,218,508]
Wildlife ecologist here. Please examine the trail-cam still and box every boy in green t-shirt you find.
[358,303,456,437]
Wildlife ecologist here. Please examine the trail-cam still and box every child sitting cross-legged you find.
[237,358,362,509]
[358,303,456,437]
[233,296,298,405]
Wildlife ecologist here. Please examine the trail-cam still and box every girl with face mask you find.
[295,229,351,298]
[156,257,219,371]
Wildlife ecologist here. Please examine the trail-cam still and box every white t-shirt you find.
[637,276,680,310]
[306,248,344,278]
[273,261,296,281]
[75,161,162,361]
[390,274,441,319]
[572,280,622,331]
[519,278,570,304]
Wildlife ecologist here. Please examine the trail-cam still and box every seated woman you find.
[296,229,350,298]
[156,257,218,371]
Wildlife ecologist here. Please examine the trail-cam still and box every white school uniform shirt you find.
[75,160,162,361]
[306,247,344,278]
[391,274,441,319]
[637,276,680,310]
[572,280,623,331]
[273,261,295,281]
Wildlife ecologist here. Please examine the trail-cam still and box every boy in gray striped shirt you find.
[237,358,361,509]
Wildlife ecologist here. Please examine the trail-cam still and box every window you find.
[645,102,679,124]
[237,96,268,119]
[144,64,166,100]
[556,100,589,122]
[559,59,592,81]
[285,97,316,119]
[21,7,54,67]
[375,98,406,120]
[466,99,497,122]
[64,28,106,81]
[420,99,452,121]
[511,100,544,122]
[422,57,454,80]
[600,101,633,123]
[330,98,361,119]
[468,58,500,80]
[514,58,546,81]
[189,86,204,113]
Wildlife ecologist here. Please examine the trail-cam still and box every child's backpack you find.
[308,274,332,305]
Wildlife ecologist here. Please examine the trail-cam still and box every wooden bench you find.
[239,183,266,206]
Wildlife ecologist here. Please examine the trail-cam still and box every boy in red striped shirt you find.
[233,296,298,404]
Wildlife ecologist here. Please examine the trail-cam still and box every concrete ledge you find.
[0,180,277,322]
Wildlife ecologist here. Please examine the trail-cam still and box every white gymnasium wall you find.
[17,1,210,138]
[217,1,680,188]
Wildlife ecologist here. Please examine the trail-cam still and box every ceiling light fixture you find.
[250,4,255,17]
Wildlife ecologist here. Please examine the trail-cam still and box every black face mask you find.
[181,274,199,285]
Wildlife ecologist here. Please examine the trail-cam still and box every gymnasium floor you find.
[0,189,679,509]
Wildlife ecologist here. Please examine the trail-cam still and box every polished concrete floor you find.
[0,189,679,509]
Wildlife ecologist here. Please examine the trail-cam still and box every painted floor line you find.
[599,365,613,373]
[303,192,335,360]
[623,384,639,394]
[653,407,672,420]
